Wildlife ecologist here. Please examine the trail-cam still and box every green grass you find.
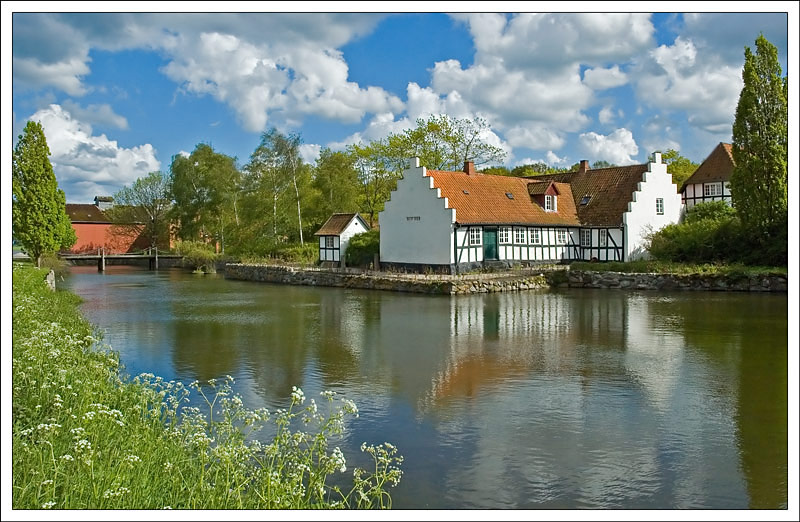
[12,263,402,510]
[570,260,787,277]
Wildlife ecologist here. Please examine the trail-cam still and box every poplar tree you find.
[12,121,76,267]
[729,34,788,235]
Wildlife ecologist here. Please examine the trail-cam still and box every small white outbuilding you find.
[314,213,370,266]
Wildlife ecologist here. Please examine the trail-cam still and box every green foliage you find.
[11,264,403,509]
[309,148,362,227]
[730,34,788,236]
[169,144,241,253]
[345,229,380,268]
[480,166,512,176]
[661,149,699,189]
[570,260,786,276]
[684,200,736,224]
[109,171,172,250]
[174,240,218,273]
[12,121,76,266]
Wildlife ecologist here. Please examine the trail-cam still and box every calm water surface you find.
[62,266,788,509]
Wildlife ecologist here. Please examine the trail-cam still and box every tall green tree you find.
[109,171,172,250]
[661,149,699,189]
[169,144,241,253]
[729,34,788,235]
[349,141,400,228]
[12,121,76,267]
[310,148,362,224]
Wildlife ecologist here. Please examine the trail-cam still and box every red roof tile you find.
[425,170,580,226]
[681,142,735,188]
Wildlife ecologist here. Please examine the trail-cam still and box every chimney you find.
[578,160,590,174]
[463,161,477,175]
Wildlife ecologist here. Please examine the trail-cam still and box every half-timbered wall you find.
[682,181,732,209]
[454,225,582,265]
[576,227,625,261]
[318,235,340,262]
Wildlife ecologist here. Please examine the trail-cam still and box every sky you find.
[3,2,796,205]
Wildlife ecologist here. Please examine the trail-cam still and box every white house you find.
[314,213,370,266]
[681,142,734,209]
[379,153,682,273]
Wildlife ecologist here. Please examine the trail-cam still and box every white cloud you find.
[60,100,129,129]
[546,151,568,165]
[12,56,91,96]
[28,104,160,202]
[578,128,639,165]
[299,143,322,165]
[598,106,616,124]
[633,37,742,134]
[583,65,628,90]
[504,124,565,151]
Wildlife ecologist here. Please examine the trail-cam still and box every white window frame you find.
[599,229,608,247]
[545,194,557,212]
[656,198,664,215]
[499,226,511,244]
[514,227,526,244]
[704,182,722,197]
[580,229,591,247]
[556,229,567,245]
[325,236,335,248]
[529,228,541,245]
[469,227,482,246]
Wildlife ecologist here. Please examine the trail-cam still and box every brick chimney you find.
[463,160,477,175]
[578,160,590,174]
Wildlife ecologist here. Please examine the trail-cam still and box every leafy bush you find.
[684,200,736,223]
[12,263,403,509]
[174,240,217,273]
[345,229,380,268]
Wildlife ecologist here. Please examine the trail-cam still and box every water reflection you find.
[63,267,787,509]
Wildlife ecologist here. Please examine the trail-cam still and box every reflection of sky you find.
[63,268,783,509]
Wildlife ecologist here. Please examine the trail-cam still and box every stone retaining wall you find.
[567,270,787,292]
[224,263,550,295]
[224,263,787,295]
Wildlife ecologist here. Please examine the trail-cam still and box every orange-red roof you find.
[425,170,580,226]
[681,142,735,189]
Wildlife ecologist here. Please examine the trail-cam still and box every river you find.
[62,265,789,509]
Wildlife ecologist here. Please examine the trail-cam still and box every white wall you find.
[339,217,369,262]
[623,153,684,260]
[380,158,456,265]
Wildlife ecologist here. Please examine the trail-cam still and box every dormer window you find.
[545,194,557,212]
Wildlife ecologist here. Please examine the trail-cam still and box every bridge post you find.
[98,247,105,272]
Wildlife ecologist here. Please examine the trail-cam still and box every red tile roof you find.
[532,163,656,226]
[425,170,580,226]
[681,142,734,188]
[65,204,111,223]
[314,213,367,236]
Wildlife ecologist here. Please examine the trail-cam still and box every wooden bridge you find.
[60,248,183,271]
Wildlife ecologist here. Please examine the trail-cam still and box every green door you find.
[483,228,498,260]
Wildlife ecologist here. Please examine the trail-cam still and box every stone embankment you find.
[224,263,551,295]
[224,263,787,295]
[567,270,787,292]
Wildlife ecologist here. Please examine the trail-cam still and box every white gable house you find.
[379,154,683,274]
[314,213,370,267]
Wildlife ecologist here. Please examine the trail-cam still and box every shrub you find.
[174,240,218,273]
[345,230,380,268]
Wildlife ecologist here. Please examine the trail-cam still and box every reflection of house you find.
[681,142,734,209]
[65,196,148,254]
[314,213,370,266]
[379,153,681,273]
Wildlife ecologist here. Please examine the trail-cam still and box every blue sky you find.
[4,3,795,204]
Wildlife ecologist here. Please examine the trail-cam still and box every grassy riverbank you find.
[11,263,402,510]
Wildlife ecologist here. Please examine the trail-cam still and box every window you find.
[514,227,526,244]
[325,236,335,248]
[545,194,557,211]
[581,229,591,247]
[580,195,591,205]
[499,227,511,244]
[704,183,722,197]
[505,192,514,200]
[556,230,567,245]
[469,228,482,245]
[599,229,607,247]
[529,228,541,245]
[656,198,664,215]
